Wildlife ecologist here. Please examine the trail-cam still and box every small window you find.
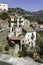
[28,35,29,37]
[3,4,5,6]
[14,18,15,20]
[22,40,24,43]
[4,9,6,11]
[9,30,10,32]
[12,28,13,31]
[31,33,34,40]
[26,44,29,47]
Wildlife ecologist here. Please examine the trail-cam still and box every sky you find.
[0,0,43,12]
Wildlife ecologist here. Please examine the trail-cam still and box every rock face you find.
[0,54,42,65]
[0,19,9,44]
[0,61,12,65]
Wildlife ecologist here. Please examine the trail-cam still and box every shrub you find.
[0,47,2,53]
[18,51,25,57]
[0,13,8,20]
[27,48,35,58]
[18,44,27,57]
[5,52,9,54]
[5,44,10,51]
[35,56,41,63]
[28,51,34,58]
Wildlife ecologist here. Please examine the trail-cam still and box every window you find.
[31,33,34,40]
[12,28,13,31]
[22,40,24,43]
[28,39,29,41]
[14,18,15,20]
[4,9,6,11]
[3,4,5,6]
[9,30,10,33]
[26,44,29,47]
[28,35,29,37]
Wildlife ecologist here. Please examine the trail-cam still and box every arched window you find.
[31,33,34,40]
[4,9,6,11]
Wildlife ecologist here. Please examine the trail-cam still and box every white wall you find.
[8,23,14,37]
[39,25,43,28]
[24,20,30,26]
[11,17,14,21]
[15,28,22,36]
[8,32,14,37]
[24,32,36,48]
[0,3,8,11]
[10,23,14,32]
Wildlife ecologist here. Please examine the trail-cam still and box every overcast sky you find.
[0,0,43,11]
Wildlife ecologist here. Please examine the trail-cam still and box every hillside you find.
[9,8,43,19]
[32,10,43,19]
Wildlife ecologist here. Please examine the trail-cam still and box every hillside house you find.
[0,3,8,12]
[7,15,36,53]
[22,26,36,48]
[38,24,43,31]
[24,19,30,26]
[30,21,38,30]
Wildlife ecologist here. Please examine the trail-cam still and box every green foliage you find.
[38,31,43,36]
[28,50,34,58]
[18,44,27,57]
[18,34,22,37]
[0,24,2,30]
[36,32,43,55]
[5,52,9,54]
[24,16,36,21]
[0,13,8,20]
[27,47,35,58]
[36,45,40,53]
[35,57,41,63]
[18,51,25,57]
[5,44,10,51]
[37,19,43,24]
[0,47,2,53]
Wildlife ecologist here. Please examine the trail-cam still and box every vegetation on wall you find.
[36,32,43,61]
[0,46,3,53]
[18,44,27,57]
[5,44,10,51]
[0,12,8,20]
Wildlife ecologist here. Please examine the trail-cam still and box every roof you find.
[23,26,36,32]
[9,15,23,22]
[31,21,38,24]
[8,35,24,40]
[0,2,8,5]
[9,15,17,19]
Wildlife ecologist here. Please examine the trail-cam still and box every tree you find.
[36,32,43,56]
[5,44,10,51]
[0,13,8,20]
[18,44,27,57]
[0,47,2,53]
[0,24,2,29]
